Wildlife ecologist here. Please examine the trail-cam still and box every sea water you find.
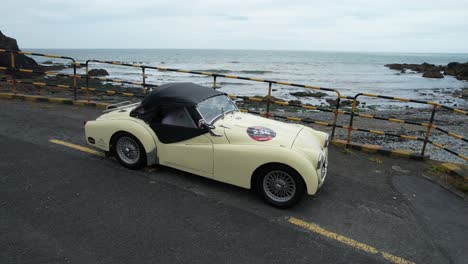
[26,49,468,108]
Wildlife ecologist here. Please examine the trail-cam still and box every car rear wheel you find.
[114,133,146,169]
[256,165,305,208]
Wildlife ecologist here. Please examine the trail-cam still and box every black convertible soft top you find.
[130,82,224,124]
[143,82,222,108]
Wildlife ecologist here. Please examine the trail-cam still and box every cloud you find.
[1,0,467,52]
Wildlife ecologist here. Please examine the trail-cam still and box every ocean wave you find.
[217,82,252,86]
[239,70,273,74]
[194,69,233,74]
[192,69,274,75]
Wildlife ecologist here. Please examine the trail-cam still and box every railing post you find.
[346,94,361,146]
[10,51,15,68]
[10,51,16,94]
[331,96,341,139]
[266,82,272,118]
[421,105,437,156]
[213,75,217,89]
[73,63,77,101]
[142,67,146,93]
[12,79,17,94]
[85,61,90,102]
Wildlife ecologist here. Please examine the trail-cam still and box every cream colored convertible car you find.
[85,82,329,208]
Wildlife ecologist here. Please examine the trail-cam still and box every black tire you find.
[255,164,305,209]
[113,133,147,170]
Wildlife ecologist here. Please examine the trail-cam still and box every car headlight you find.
[316,152,325,169]
[324,134,330,148]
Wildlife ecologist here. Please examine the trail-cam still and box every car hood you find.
[220,112,304,148]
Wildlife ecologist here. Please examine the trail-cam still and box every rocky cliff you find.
[0,30,41,75]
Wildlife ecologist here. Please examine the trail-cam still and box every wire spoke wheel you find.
[262,170,296,203]
[116,136,141,165]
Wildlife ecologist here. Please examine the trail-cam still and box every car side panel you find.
[213,145,319,195]
[85,119,159,165]
[157,135,214,177]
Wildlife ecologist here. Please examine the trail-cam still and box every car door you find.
[150,107,216,177]
[160,133,215,177]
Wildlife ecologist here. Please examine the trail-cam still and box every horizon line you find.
[21,47,468,55]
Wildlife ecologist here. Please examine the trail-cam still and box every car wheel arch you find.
[251,162,307,193]
[110,131,147,154]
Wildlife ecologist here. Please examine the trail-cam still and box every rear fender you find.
[85,119,159,165]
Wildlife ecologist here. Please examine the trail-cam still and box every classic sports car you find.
[85,82,329,208]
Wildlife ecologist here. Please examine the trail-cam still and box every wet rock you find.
[290,91,327,98]
[288,99,303,105]
[88,69,109,76]
[422,70,444,78]
[41,64,66,71]
[253,95,284,102]
[385,63,404,71]
[455,68,468,81]
[326,98,359,107]
[444,62,468,79]
[42,60,54,65]
[385,62,445,75]
[452,88,468,99]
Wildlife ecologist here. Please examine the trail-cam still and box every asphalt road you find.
[0,100,467,264]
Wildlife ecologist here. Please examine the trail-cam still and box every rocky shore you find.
[385,62,468,80]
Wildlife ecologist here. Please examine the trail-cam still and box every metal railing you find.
[0,50,466,162]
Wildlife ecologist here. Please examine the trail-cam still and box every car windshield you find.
[197,95,238,124]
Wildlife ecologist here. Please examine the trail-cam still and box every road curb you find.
[0,92,110,109]
[331,139,428,161]
[439,162,468,188]
[439,162,468,179]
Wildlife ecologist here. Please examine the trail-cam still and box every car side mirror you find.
[198,119,215,130]
[198,119,222,137]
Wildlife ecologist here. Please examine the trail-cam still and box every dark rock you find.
[326,98,337,106]
[385,62,444,74]
[422,71,444,78]
[41,65,66,71]
[290,91,327,98]
[419,62,441,72]
[326,98,359,107]
[444,62,468,81]
[42,60,54,65]
[385,63,404,71]
[88,69,109,76]
[0,30,42,77]
[452,88,468,99]
[340,100,359,107]
[455,68,468,80]
[288,99,303,105]
[253,95,284,102]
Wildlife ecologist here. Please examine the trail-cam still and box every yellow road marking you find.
[49,139,105,157]
[288,217,415,264]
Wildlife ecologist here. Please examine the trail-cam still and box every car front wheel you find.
[256,165,305,208]
[114,133,146,169]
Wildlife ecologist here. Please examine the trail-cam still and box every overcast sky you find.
[1,0,468,52]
